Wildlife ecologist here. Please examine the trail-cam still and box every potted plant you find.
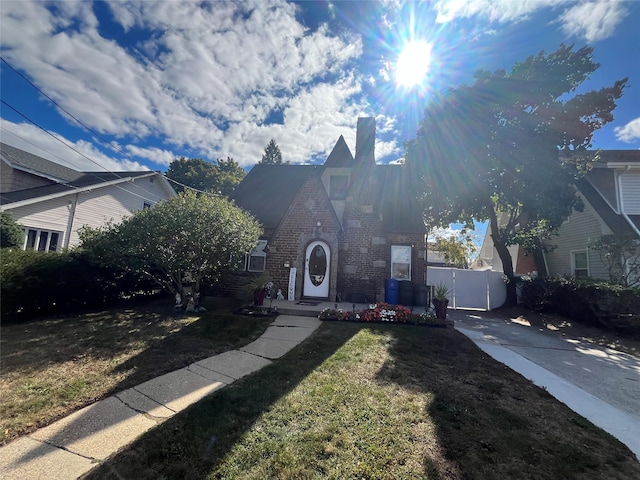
[243,271,273,306]
[432,283,451,320]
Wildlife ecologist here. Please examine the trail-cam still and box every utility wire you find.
[1,56,134,162]
[1,57,216,198]
[0,105,167,203]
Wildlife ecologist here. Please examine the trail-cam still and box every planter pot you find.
[432,298,449,320]
[253,288,266,306]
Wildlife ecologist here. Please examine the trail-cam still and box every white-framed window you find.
[391,245,411,280]
[247,240,268,272]
[571,250,589,278]
[23,228,61,252]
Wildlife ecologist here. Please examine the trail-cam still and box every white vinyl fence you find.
[426,267,507,311]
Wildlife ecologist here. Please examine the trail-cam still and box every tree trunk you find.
[488,209,518,306]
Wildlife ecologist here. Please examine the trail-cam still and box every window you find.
[391,245,411,280]
[23,228,61,252]
[329,175,349,199]
[247,240,268,272]
[571,250,589,278]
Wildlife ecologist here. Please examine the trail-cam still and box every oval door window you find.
[309,245,327,286]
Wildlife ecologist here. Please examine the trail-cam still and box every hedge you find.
[520,276,640,334]
[0,249,156,323]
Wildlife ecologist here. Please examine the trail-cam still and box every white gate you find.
[426,267,506,310]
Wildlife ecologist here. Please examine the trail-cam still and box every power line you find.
[1,57,217,198]
[1,56,134,162]
[0,107,167,203]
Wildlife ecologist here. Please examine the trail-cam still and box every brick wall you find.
[339,164,426,301]
[265,171,341,300]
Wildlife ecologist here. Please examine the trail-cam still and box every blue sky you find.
[1,0,639,176]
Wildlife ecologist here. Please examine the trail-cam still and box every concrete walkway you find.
[3,302,638,478]
[0,315,321,480]
[450,310,640,461]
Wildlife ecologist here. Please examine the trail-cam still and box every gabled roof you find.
[1,142,82,183]
[325,135,354,167]
[0,143,175,208]
[231,164,317,228]
[1,171,157,206]
[577,177,637,238]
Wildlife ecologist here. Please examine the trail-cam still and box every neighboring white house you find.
[471,150,640,283]
[1,143,176,251]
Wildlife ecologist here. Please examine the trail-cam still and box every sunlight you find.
[396,40,432,87]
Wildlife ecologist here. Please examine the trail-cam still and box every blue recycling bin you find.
[385,278,399,305]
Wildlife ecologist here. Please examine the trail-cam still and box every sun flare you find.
[396,40,432,87]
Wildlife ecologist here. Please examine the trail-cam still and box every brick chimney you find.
[354,117,375,164]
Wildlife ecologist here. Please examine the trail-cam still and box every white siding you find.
[8,175,173,249]
[544,197,610,280]
[10,196,72,248]
[619,174,640,214]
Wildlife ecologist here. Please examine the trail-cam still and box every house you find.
[472,150,640,283]
[1,142,176,251]
[231,118,427,302]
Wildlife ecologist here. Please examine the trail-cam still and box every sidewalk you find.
[0,315,322,480]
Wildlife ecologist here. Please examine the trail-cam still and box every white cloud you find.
[614,117,640,143]
[435,0,626,42]
[1,0,398,168]
[559,0,626,42]
[1,119,146,171]
[125,145,177,166]
[434,0,560,24]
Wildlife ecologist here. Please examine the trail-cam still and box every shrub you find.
[520,276,640,331]
[0,249,155,323]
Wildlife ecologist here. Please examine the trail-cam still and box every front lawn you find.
[86,321,639,480]
[0,296,273,446]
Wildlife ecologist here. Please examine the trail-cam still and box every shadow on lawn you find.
[83,322,361,479]
[375,326,640,480]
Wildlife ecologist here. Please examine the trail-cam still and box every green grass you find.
[0,296,273,445]
[86,322,640,480]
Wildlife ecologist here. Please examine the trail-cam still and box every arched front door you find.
[304,240,330,298]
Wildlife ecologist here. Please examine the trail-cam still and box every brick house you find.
[231,118,427,302]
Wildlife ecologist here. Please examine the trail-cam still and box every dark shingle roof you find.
[231,164,317,228]
[232,162,424,233]
[0,171,154,205]
[1,143,82,182]
[325,135,354,167]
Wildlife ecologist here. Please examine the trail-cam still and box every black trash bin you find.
[414,283,429,306]
[398,280,413,306]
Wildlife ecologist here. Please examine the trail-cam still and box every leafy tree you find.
[0,212,24,248]
[259,139,283,164]
[215,157,246,196]
[165,157,245,196]
[406,44,627,305]
[590,235,640,287]
[431,229,478,269]
[79,191,261,302]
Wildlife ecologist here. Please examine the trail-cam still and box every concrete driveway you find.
[450,310,640,460]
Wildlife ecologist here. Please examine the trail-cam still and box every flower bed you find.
[319,302,446,327]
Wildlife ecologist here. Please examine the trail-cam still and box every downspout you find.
[618,166,640,237]
[64,193,79,249]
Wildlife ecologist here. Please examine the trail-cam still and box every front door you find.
[304,240,330,298]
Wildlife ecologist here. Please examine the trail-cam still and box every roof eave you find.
[0,172,163,210]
